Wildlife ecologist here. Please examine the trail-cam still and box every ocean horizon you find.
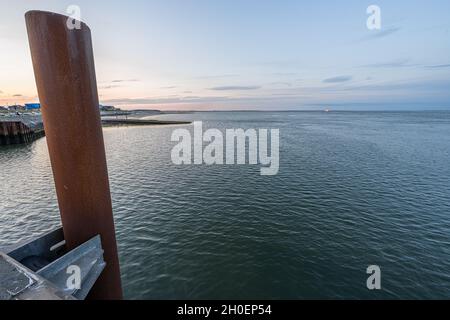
[1,110,449,299]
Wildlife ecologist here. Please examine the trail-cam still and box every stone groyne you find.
[0,120,45,145]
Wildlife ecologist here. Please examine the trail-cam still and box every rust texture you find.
[25,10,123,299]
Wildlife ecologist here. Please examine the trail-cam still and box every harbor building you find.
[25,103,41,110]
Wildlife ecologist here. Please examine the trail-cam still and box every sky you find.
[0,0,449,110]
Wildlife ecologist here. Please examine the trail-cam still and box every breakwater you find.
[0,116,191,146]
[0,120,45,145]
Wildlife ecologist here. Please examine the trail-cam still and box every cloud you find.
[424,64,450,69]
[13,94,23,97]
[103,96,229,105]
[209,85,261,91]
[361,58,416,68]
[360,26,401,41]
[99,85,122,90]
[255,60,299,68]
[98,79,140,89]
[269,72,297,76]
[160,86,177,89]
[111,79,140,83]
[333,78,450,95]
[95,79,450,111]
[270,82,292,87]
[323,76,352,83]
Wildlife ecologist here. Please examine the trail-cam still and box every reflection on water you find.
[1,111,450,299]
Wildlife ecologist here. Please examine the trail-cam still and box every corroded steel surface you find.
[25,10,122,299]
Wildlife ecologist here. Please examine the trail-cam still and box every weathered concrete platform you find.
[1,228,105,300]
[0,117,45,145]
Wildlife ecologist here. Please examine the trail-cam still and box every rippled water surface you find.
[1,111,450,299]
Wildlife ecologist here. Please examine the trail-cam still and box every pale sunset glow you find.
[2,1,450,303]
[0,0,449,110]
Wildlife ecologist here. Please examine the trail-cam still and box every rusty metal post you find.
[25,10,122,299]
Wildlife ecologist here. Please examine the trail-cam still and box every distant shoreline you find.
[120,109,450,113]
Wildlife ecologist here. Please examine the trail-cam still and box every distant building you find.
[25,103,41,110]
[8,105,25,111]
[99,105,117,112]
